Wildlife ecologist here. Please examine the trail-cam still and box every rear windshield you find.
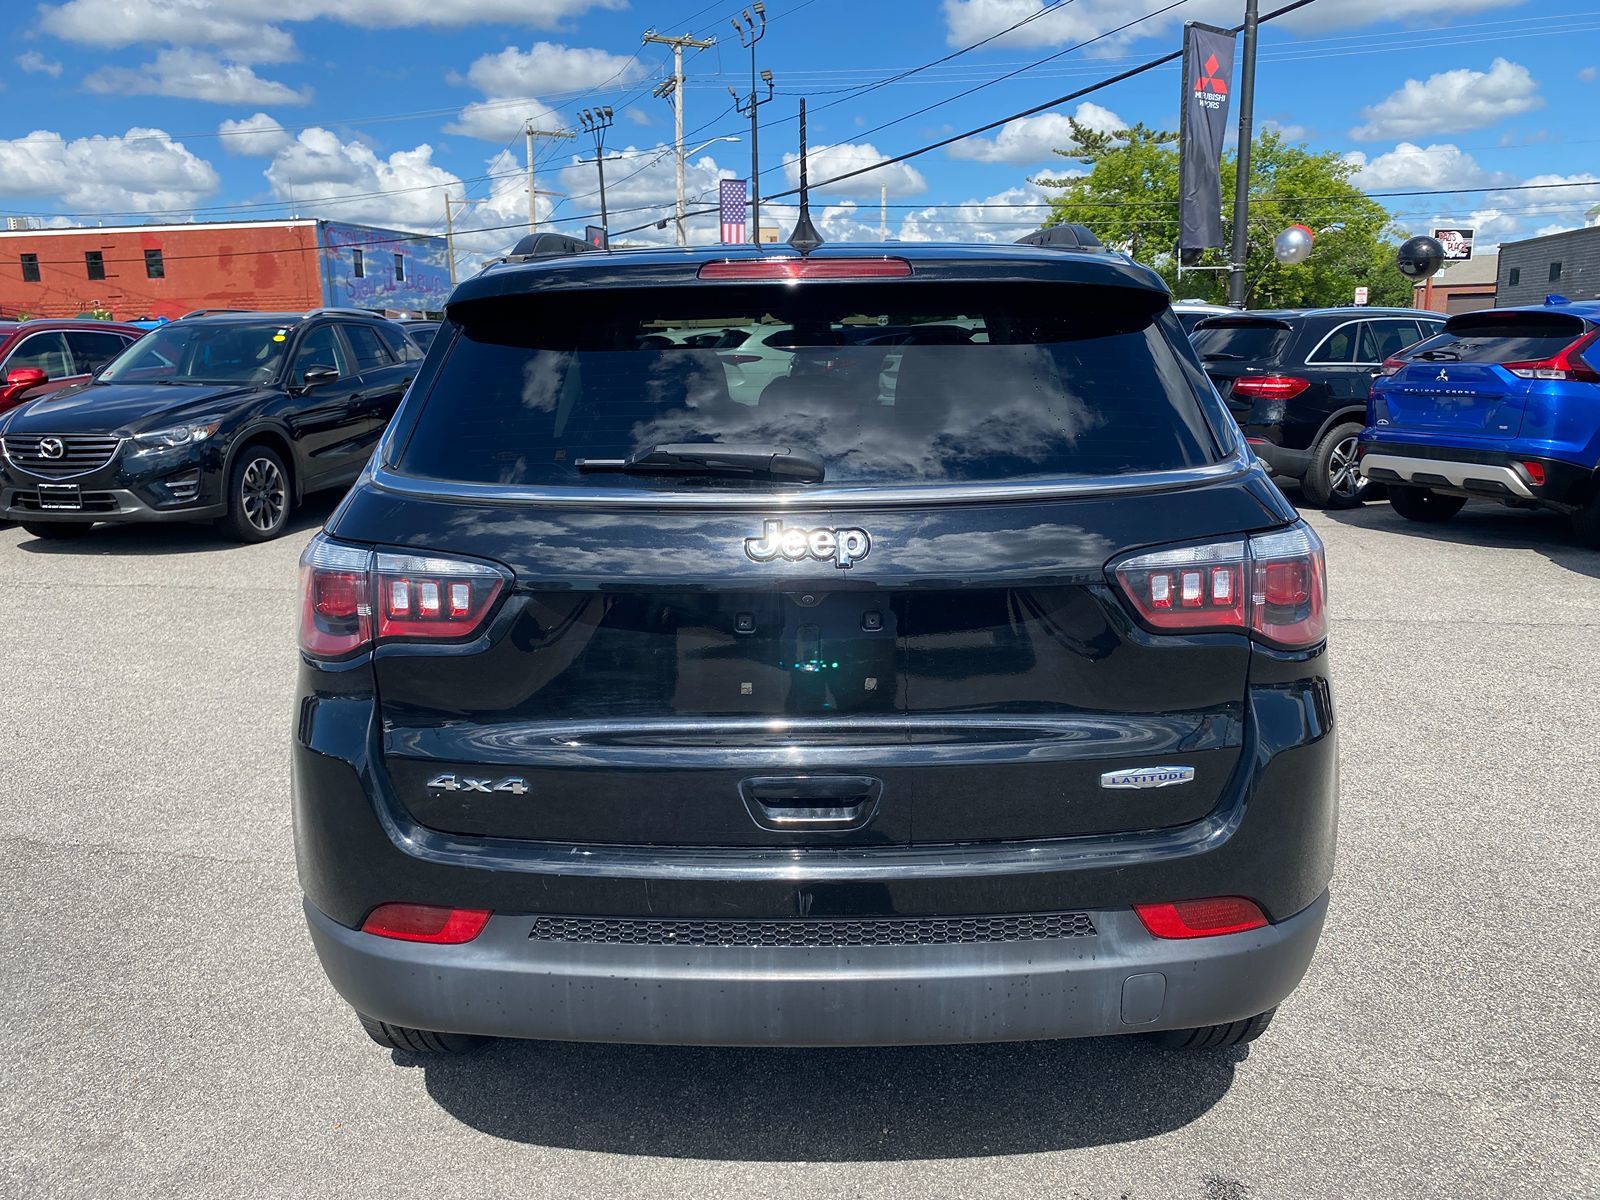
[394,281,1218,490]
[1190,319,1292,362]
[1401,312,1588,364]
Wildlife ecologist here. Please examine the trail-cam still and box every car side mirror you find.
[300,366,340,390]
[4,366,49,389]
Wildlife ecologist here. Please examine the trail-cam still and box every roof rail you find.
[505,232,599,261]
[307,307,381,318]
[1015,225,1103,251]
[179,307,257,319]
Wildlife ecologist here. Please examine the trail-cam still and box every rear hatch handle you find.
[740,775,883,832]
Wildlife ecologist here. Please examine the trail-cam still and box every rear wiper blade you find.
[1415,349,1462,361]
[576,443,826,484]
[1201,352,1245,361]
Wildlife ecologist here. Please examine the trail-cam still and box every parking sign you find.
[1354,286,1369,306]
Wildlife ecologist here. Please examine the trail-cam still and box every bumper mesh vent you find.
[528,911,1096,948]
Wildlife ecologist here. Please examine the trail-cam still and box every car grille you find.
[3,434,121,478]
[528,912,1097,948]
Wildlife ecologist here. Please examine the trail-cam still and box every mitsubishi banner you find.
[1178,22,1237,263]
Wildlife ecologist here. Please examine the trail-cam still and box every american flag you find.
[719,178,748,244]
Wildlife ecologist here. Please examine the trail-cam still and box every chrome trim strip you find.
[1,435,125,481]
[1359,453,1534,498]
[367,447,1257,511]
[1304,315,1445,367]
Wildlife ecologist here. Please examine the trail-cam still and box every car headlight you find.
[131,422,221,452]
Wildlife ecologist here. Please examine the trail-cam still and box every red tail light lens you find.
[1230,375,1312,401]
[1504,330,1600,382]
[360,903,491,944]
[1112,524,1328,649]
[1520,460,1547,486]
[718,353,762,365]
[697,257,912,281]
[1134,897,1268,939]
[1378,355,1407,377]
[298,535,510,658]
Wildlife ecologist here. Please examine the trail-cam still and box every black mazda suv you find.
[0,309,420,542]
[294,236,1338,1054]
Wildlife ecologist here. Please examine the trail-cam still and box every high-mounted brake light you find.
[1230,375,1312,401]
[697,257,912,281]
[1111,523,1328,649]
[1504,330,1600,382]
[298,535,510,658]
[360,903,491,944]
[1134,897,1268,939]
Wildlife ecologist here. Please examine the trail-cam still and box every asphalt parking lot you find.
[2,496,1595,1200]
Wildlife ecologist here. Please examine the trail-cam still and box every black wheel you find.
[21,521,95,540]
[1147,1007,1277,1050]
[1300,422,1368,509]
[223,445,291,542]
[1573,490,1600,549]
[1388,484,1467,524]
[357,1012,490,1054]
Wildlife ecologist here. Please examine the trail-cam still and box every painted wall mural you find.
[318,221,451,315]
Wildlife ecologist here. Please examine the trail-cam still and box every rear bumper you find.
[1359,441,1595,509]
[1246,438,1312,480]
[306,891,1328,1046]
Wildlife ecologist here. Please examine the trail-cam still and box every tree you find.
[1038,121,1414,308]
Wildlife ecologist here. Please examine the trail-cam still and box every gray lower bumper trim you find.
[306,892,1328,1047]
[1359,453,1533,498]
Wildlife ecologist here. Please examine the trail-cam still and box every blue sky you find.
[3,0,1598,260]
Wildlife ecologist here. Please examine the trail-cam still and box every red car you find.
[0,320,146,414]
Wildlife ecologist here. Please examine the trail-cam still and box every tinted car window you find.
[342,323,394,371]
[99,321,289,384]
[395,282,1218,489]
[1359,320,1423,363]
[65,330,134,375]
[384,325,426,359]
[1191,320,1292,361]
[1401,312,1588,364]
[1310,325,1358,364]
[4,331,73,378]
[292,326,349,385]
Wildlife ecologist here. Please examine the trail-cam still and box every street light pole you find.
[1227,0,1260,308]
[644,30,715,248]
[729,5,773,244]
[578,106,615,238]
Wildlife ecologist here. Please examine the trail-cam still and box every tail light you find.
[1111,523,1328,649]
[1378,355,1407,377]
[1134,897,1268,939]
[697,257,912,281]
[1519,460,1547,487]
[1504,330,1600,382]
[1230,375,1311,401]
[718,353,762,365]
[361,903,491,944]
[299,534,510,658]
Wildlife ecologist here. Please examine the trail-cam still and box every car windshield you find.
[98,320,292,385]
[1191,319,1292,361]
[393,280,1220,490]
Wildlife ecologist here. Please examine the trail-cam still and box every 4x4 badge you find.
[745,519,870,569]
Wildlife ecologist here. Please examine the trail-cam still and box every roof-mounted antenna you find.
[788,97,824,255]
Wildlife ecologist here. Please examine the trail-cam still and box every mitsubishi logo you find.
[37,437,65,459]
[1195,54,1229,95]
[1436,369,1450,382]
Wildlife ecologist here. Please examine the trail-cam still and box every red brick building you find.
[0,218,451,322]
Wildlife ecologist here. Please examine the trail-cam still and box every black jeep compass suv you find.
[0,309,419,542]
[294,237,1337,1053]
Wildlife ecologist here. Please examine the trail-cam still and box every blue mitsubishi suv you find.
[1361,299,1600,546]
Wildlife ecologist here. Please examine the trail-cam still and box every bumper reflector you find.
[360,903,491,944]
[1133,897,1268,939]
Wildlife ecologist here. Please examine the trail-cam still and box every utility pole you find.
[444,193,457,285]
[1227,0,1260,308]
[578,107,616,238]
[729,4,773,244]
[525,123,575,235]
[645,30,715,248]
[880,186,888,240]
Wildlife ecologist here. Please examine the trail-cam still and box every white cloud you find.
[1344,142,1506,192]
[947,102,1124,165]
[265,128,460,229]
[445,98,560,143]
[1351,58,1542,141]
[0,127,219,213]
[85,49,310,106]
[217,113,291,156]
[1261,118,1308,143]
[940,0,1527,51]
[446,42,642,142]
[17,52,64,78]
[552,144,735,245]
[898,182,1054,244]
[782,142,927,199]
[1580,66,1598,83]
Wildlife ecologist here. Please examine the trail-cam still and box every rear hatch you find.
[351,270,1281,850]
[1374,311,1595,439]
[1190,316,1296,420]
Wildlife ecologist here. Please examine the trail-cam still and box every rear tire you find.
[1573,490,1600,549]
[1388,485,1467,524]
[21,521,94,540]
[1147,1007,1277,1050]
[357,1012,490,1054]
[1300,422,1367,509]
[223,444,291,542]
